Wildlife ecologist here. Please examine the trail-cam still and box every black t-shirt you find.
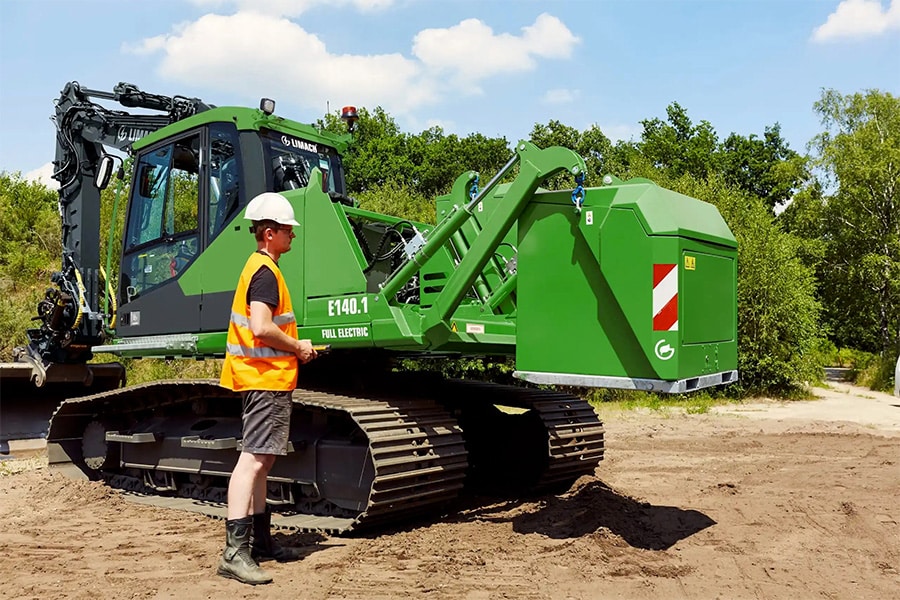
[246,252,279,309]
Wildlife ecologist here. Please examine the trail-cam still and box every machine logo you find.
[117,127,154,143]
[655,339,675,361]
[280,135,318,153]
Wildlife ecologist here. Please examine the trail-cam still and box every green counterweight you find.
[513,177,738,392]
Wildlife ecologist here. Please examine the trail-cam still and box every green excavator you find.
[0,81,738,532]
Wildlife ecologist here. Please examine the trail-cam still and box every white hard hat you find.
[244,192,300,226]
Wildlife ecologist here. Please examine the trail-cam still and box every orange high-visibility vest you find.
[220,252,299,391]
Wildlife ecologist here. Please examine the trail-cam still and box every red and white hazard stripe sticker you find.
[653,264,678,331]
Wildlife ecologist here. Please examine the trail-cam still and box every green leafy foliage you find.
[320,107,510,198]
[397,355,516,385]
[639,102,720,180]
[0,173,60,279]
[113,356,223,385]
[528,120,619,188]
[630,102,805,212]
[808,89,900,365]
[0,173,60,358]
[355,181,435,224]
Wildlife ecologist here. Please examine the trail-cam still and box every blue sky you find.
[1,0,898,187]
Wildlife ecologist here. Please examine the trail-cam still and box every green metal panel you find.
[682,251,736,345]
[177,211,256,296]
[299,175,367,299]
[515,178,738,385]
[516,200,637,377]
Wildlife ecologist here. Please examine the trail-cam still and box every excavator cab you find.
[114,117,349,339]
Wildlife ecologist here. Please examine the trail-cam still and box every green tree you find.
[355,181,435,224]
[720,124,806,211]
[529,120,613,174]
[638,102,720,180]
[407,127,510,198]
[320,106,414,193]
[321,107,510,200]
[635,103,804,212]
[0,172,60,357]
[810,89,900,364]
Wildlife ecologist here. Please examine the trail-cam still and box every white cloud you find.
[413,13,580,81]
[24,163,59,190]
[542,88,578,105]
[812,0,900,42]
[187,0,395,18]
[125,11,580,119]
[125,12,433,115]
[424,118,455,132]
[598,122,641,143]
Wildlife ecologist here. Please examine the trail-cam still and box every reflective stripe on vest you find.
[225,343,294,358]
[230,311,296,329]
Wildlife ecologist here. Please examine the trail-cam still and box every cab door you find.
[117,131,203,337]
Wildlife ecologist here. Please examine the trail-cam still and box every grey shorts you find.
[240,390,292,455]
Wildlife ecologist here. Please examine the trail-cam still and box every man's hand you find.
[249,302,318,364]
[295,339,318,364]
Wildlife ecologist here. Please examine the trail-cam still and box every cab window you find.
[208,123,243,240]
[121,133,201,301]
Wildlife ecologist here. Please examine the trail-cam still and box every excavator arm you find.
[26,82,211,365]
[1,83,212,448]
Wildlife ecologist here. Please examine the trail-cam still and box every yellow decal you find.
[450,322,458,333]
[684,255,696,271]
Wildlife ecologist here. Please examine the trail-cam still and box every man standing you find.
[218,192,317,585]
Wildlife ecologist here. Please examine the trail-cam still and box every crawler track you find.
[437,379,606,491]
[46,377,604,533]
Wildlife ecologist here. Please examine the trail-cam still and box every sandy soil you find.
[1,382,898,600]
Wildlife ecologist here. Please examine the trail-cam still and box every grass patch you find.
[91,355,224,386]
[580,388,738,416]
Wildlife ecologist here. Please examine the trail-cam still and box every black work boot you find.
[217,516,273,585]
[251,507,303,562]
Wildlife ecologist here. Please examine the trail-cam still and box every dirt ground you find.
[1,381,898,600]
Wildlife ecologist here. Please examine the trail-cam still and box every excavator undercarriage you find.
[46,371,604,533]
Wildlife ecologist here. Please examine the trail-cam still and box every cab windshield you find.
[260,129,345,194]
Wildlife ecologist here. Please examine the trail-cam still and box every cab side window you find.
[121,133,201,301]
[208,123,243,240]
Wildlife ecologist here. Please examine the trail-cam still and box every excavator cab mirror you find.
[95,155,115,190]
